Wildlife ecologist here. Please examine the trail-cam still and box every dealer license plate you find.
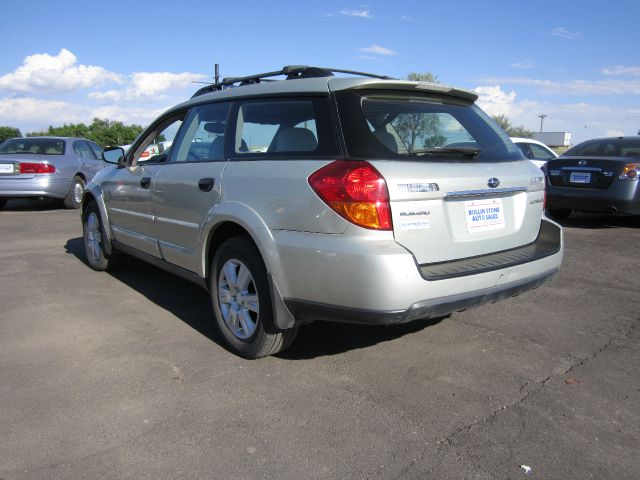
[464,198,505,233]
[570,171,591,183]
[0,163,15,174]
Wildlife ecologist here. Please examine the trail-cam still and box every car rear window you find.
[335,91,523,162]
[564,138,640,157]
[0,138,66,155]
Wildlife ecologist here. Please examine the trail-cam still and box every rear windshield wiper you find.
[407,147,481,158]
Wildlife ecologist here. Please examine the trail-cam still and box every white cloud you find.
[548,27,581,40]
[478,75,640,95]
[606,130,625,137]
[510,59,534,69]
[90,71,206,101]
[601,65,640,76]
[0,96,171,131]
[474,85,520,117]
[473,85,640,144]
[0,49,122,93]
[359,44,397,56]
[339,9,372,18]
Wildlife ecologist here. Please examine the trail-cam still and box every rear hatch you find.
[546,156,628,190]
[333,85,546,265]
[0,154,54,179]
[0,138,65,180]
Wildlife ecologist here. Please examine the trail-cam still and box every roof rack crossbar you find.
[192,65,395,97]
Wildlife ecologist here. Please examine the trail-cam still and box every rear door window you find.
[528,143,555,160]
[232,98,337,158]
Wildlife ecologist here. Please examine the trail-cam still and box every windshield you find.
[564,138,640,157]
[0,138,66,155]
[335,91,523,162]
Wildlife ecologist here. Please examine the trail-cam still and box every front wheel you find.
[64,176,85,209]
[82,201,122,271]
[210,237,298,358]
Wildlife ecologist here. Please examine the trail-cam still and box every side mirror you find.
[102,146,125,165]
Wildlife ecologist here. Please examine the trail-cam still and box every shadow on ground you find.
[553,212,639,230]
[1,198,63,211]
[65,236,444,358]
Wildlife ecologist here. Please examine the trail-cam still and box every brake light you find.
[308,160,392,230]
[20,163,56,174]
[620,163,639,180]
[140,150,149,158]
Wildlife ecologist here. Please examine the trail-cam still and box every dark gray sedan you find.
[0,137,105,209]
[545,136,640,219]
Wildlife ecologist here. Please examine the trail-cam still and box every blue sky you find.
[0,0,638,144]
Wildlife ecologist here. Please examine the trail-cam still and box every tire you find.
[0,198,7,210]
[64,175,85,209]
[82,201,122,271]
[210,237,298,359]
[546,207,571,220]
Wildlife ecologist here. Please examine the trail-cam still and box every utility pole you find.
[538,114,547,132]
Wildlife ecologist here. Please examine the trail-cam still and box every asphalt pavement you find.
[0,199,638,480]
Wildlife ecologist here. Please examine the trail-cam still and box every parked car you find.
[81,65,563,358]
[0,137,105,209]
[510,137,557,170]
[545,136,640,220]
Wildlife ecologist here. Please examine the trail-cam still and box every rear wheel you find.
[64,175,85,209]
[547,207,571,220]
[210,237,298,358]
[82,201,122,271]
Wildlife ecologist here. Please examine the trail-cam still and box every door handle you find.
[198,177,215,192]
[140,177,151,189]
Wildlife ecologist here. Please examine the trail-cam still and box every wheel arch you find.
[81,185,114,252]
[201,205,296,330]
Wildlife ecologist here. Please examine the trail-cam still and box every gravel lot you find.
[1,199,638,480]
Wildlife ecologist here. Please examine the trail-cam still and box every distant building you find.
[533,132,572,147]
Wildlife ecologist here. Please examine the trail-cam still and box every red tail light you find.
[20,163,56,174]
[620,163,639,180]
[140,150,150,158]
[308,160,392,230]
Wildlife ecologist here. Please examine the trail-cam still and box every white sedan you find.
[510,137,557,170]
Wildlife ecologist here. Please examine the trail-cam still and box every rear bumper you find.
[269,219,563,326]
[0,175,70,199]
[547,181,640,215]
[285,268,558,325]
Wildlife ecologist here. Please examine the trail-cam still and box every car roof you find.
[510,137,550,147]
[5,136,90,142]
[169,74,479,115]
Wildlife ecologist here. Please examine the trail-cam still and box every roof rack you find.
[191,65,394,97]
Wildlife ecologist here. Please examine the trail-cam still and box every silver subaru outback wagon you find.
[81,66,563,358]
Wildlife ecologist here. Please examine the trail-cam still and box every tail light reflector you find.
[20,163,56,174]
[620,163,639,180]
[308,160,392,230]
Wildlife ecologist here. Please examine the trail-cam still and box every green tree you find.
[0,126,22,142]
[407,72,440,83]
[423,134,447,148]
[27,118,145,147]
[491,114,534,138]
[392,72,442,151]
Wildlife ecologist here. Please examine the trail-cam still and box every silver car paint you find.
[0,137,105,200]
[83,77,563,319]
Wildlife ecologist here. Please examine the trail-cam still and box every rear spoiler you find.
[333,79,479,102]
